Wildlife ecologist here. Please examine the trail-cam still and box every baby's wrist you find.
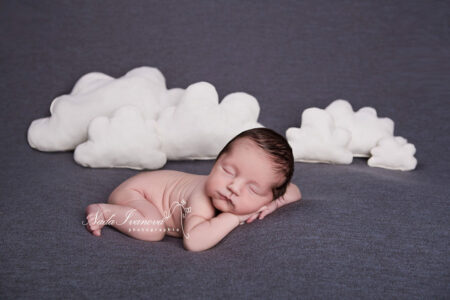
[275,198,281,208]
[223,212,242,226]
[235,214,245,226]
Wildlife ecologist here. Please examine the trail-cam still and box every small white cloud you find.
[325,99,395,156]
[286,107,353,164]
[157,81,263,159]
[27,66,166,151]
[286,99,418,171]
[74,106,166,170]
[367,136,417,171]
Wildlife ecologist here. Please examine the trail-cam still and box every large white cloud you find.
[74,106,166,170]
[27,66,263,169]
[286,107,353,164]
[325,99,394,157]
[367,136,417,171]
[74,82,262,168]
[27,67,169,151]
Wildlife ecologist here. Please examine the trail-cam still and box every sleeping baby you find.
[84,128,302,252]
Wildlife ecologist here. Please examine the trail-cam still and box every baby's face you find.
[205,138,283,215]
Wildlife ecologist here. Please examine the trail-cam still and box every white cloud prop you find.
[74,81,262,168]
[74,106,166,170]
[27,67,169,151]
[325,99,394,157]
[367,136,417,171]
[27,66,263,169]
[286,107,353,164]
[287,99,417,171]
[157,81,263,159]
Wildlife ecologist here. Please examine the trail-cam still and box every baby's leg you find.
[85,189,166,241]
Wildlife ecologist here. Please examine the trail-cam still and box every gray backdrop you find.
[1,0,449,298]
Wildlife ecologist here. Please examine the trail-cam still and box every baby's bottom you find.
[85,188,166,241]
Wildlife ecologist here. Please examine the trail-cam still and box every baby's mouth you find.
[218,193,233,204]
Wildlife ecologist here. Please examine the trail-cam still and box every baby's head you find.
[205,128,294,215]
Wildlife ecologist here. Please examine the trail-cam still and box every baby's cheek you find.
[239,194,257,212]
[205,175,220,195]
[250,194,271,210]
[204,179,213,195]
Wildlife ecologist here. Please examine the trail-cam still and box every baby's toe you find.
[87,223,96,232]
[86,222,94,231]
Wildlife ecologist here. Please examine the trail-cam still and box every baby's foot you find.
[85,204,106,237]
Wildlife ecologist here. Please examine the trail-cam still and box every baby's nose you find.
[227,185,238,196]
[227,179,243,196]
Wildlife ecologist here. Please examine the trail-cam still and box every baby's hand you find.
[234,206,268,224]
[246,200,278,223]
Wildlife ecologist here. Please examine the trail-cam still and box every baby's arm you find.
[275,182,302,208]
[183,213,240,252]
[183,206,267,252]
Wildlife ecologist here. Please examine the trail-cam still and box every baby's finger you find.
[247,214,258,223]
[259,210,269,219]
[250,210,262,222]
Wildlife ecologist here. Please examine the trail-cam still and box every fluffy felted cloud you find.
[367,136,417,171]
[325,99,394,157]
[27,67,173,151]
[286,99,417,171]
[157,81,263,159]
[286,107,353,164]
[74,106,166,170]
[27,66,263,169]
[74,82,262,168]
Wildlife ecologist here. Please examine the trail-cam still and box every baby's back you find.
[115,170,206,237]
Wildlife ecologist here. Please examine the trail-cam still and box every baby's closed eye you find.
[249,184,259,194]
[221,165,234,175]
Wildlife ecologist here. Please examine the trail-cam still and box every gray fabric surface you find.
[1,0,448,298]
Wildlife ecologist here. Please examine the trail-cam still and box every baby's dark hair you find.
[216,127,294,200]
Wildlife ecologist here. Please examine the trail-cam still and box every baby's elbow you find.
[183,239,196,252]
[183,236,205,252]
[184,245,203,252]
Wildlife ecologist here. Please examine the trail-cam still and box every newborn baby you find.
[85,128,302,251]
